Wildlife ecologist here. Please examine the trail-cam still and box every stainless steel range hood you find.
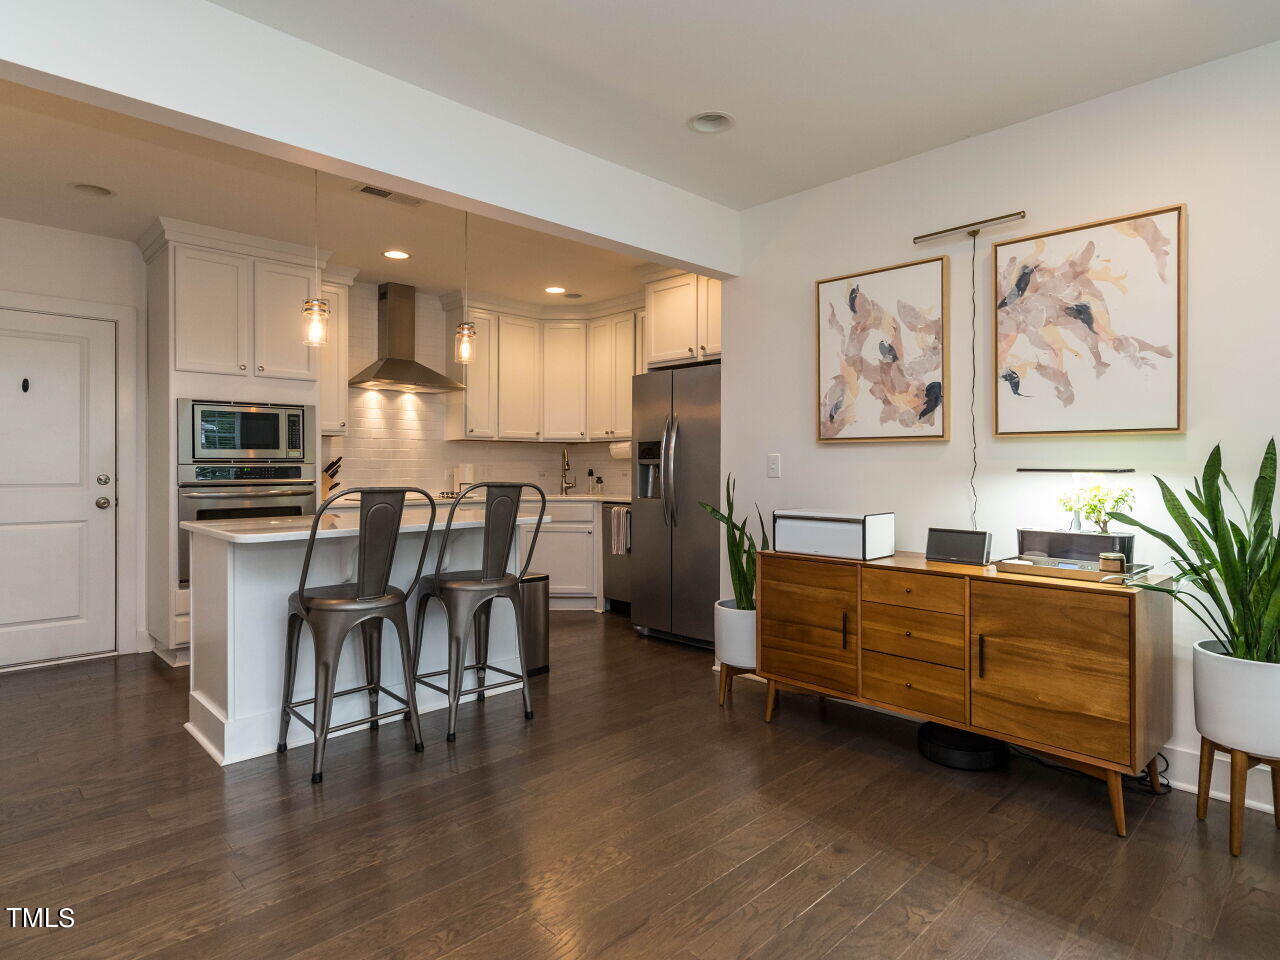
[349,282,466,393]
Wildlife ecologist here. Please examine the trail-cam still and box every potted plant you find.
[1059,484,1135,533]
[700,475,770,674]
[1110,441,1280,763]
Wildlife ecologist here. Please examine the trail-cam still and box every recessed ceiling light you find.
[71,183,114,197]
[382,249,411,260]
[545,286,566,294]
[687,111,735,134]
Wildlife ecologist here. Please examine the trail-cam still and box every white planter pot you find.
[1193,638,1280,758]
[714,599,756,670]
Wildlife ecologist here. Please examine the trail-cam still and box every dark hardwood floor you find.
[1,612,1276,959]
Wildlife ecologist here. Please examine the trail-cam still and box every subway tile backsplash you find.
[321,282,632,498]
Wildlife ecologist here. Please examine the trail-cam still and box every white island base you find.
[182,508,537,766]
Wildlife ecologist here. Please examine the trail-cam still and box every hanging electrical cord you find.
[967,229,979,530]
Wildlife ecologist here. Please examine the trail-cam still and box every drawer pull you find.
[978,634,986,678]
[904,630,912,637]
[904,587,912,594]
[904,681,913,689]
[841,610,848,650]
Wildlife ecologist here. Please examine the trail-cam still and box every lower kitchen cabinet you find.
[524,523,596,597]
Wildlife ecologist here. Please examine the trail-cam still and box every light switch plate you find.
[766,453,782,478]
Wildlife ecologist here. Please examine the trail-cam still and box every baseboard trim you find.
[152,642,190,668]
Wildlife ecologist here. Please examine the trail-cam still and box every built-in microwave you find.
[178,400,311,463]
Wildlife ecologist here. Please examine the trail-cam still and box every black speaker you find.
[926,527,992,565]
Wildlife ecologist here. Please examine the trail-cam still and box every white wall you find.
[723,41,1280,812]
[323,283,630,497]
[0,0,739,277]
[0,216,148,654]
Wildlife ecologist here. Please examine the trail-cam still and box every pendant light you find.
[302,169,330,346]
[453,211,476,364]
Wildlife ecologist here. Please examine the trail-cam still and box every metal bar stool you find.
[277,486,436,783]
[411,482,546,742]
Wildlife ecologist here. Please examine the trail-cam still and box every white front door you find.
[0,309,116,668]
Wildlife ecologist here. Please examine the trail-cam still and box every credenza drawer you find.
[861,568,965,616]
[861,651,964,722]
[860,601,965,668]
[761,554,859,592]
[760,647,858,698]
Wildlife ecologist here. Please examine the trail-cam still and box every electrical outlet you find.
[766,453,782,478]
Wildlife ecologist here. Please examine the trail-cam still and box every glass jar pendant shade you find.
[302,169,329,346]
[454,320,476,364]
[302,297,330,346]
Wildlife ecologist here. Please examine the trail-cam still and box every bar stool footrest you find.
[285,683,413,733]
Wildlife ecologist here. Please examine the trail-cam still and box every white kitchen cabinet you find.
[497,315,543,439]
[587,312,635,440]
[698,275,722,359]
[172,245,251,376]
[522,522,596,597]
[253,260,318,381]
[317,281,349,435]
[541,322,587,440]
[644,273,721,367]
[645,272,699,364]
[462,309,498,439]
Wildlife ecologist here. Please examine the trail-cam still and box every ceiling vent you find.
[353,183,425,207]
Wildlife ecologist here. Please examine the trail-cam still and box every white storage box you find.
[772,510,895,561]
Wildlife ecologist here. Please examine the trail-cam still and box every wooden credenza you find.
[755,551,1172,835]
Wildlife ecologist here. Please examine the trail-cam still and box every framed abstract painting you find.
[816,255,949,442]
[993,204,1186,436]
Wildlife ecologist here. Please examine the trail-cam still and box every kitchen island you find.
[180,506,541,765]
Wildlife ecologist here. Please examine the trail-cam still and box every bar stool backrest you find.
[436,482,547,583]
[298,487,437,602]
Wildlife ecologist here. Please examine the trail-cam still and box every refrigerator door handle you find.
[665,417,675,529]
[666,415,680,527]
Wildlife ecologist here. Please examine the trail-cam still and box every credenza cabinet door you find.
[970,580,1132,764]
[758,555,858,698]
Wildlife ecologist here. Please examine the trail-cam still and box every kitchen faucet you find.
[560,447,577,496]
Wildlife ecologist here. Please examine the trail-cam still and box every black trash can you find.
[519,573,550,676]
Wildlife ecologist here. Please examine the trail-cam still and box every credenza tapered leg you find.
[763,679,778,722]
[1105,769,1126,837]
[1146,757,1161,793]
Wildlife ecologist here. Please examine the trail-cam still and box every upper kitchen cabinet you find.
[644,273,722,366]
[445,309,498,440]
[171,245,252,376]
[542,321,587,440]
[253,261,318,381]
[497,315,543,439]
[587,312,635,440]
[317,280,349,435]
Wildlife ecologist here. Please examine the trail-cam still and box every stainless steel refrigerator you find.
[631,365,721,646]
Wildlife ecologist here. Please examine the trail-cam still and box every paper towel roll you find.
[608,441,630,461]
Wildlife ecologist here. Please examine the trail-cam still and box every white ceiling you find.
[207,0,1280,209]
[0,80,654,305]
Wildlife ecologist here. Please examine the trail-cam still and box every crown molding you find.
[322,265,360,286]
[634,264,685,284]
[437,289,644,321]
[137,216,333,268]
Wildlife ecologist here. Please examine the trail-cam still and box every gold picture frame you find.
[992,204,1186,437]
[816,255,950,443]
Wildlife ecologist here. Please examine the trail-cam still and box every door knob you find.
[95,497,111,509]
[96,474,111,485]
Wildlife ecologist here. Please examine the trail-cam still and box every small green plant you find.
[1058,485,1135,534]
[700,475,770,611]
[1110,440,1280,663]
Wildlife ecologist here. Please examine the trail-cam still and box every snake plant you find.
[700,475,770,611]
[1109,439,1280,663]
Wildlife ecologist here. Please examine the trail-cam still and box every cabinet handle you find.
[978,634,986,678]
[469,428,475,434]
[904,630,912,637]
[340,421,346,427]
[841,610,848,650]
[257,364,264,372]
[904,681,913,689]
[239,363,247,371]
[580,432,584,436]
[687,346,695,355]
[700,345,706,353]
[904,587,912,594]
